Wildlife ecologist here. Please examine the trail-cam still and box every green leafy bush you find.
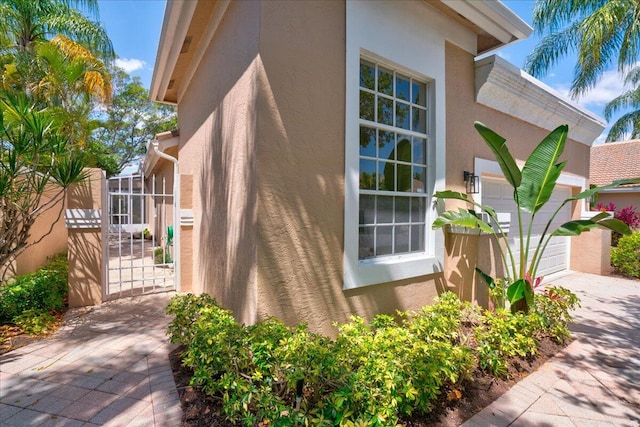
[535,286,580,343]
[474,309,539,377]
[0,252,68,323]
[166,290,579,425]
[14,309,58,334]
[611,232,640,278]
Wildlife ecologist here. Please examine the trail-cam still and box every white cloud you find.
[115,58,146,73]
[553,68,631,108]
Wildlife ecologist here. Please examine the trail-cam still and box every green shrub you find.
[0,252,68,323]
[154,247,172,264]
[14,309,58,334]
[165,290,579,425]
[474,309,539,377]
[611,232,640,278]
[534,286,580,343]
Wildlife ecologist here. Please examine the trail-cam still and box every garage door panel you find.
[482,177,571,278]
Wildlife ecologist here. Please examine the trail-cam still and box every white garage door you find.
[482,177,572,278]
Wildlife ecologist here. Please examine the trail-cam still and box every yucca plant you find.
[433,122,640,313]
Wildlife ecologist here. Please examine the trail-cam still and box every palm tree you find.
[603,66,640,141]
[0,0,113,59]
[524,0,640,98]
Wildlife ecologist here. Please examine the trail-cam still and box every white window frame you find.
[357,58,431,260]
[343,1,454,290]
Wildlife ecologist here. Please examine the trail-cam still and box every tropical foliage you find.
[0,0,114,275]
[432,122,637,312]
[167,290,579,426]
[525,0,640,141]
[89,68,177,177]
[611,232,640,278]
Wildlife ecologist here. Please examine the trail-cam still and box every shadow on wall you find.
[198,84,258,325]
[67,170,103,307]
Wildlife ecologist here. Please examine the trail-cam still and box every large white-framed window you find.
[358,59,431,260]
[344,0,455,290]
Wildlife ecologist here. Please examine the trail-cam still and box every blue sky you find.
[97,0,166,89]
[96,0,626,143]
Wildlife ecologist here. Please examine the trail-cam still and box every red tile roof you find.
[590,140,640,186]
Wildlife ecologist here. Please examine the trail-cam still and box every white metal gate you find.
[104,174,176,299]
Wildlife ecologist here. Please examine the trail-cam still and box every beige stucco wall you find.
[67,168,104,307]
[11,183,68,277]
[254,0,442,335]
[177,0,260,324]
[444,42,590,302]
[175,2,596,334]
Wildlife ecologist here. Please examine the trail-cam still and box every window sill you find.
[344,254,441,290]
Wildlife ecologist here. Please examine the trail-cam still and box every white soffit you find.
[475,55,605,146]
[441,0,531,45]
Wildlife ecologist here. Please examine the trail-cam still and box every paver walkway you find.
[0,293,181,426]
[464,272,640,426]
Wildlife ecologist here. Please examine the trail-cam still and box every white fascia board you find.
[475,55,606,146]
[149,0,198,105]
[597,186,640,194]
[442,0,531,45]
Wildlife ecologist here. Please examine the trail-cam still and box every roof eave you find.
[475,55,606,146]
[441,0,532,53]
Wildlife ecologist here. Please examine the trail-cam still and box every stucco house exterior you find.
[590,140,640,211]
[148,0,606,334]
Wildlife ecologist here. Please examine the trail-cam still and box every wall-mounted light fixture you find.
[463,171,479,194]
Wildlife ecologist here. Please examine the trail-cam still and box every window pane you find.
[377,196,394,223]
[395,225,410,253]
[359,127,376,157]
[379,130,395,160]
[359,226,375,259]
[396,135,411,162]
[411,224,425,252]
[360,61,375,90]
[411,107,426,133]
[411,198,425,222]
[395,197,410,222]
[359,159,376,190]
[412,166,426,193]
[412,81,427,106]
[376,226,393,256]
[395,102,410,130]
[379,161,394,191]
[360,91,374,121]
[396,75,410,100]
[377,97,393,125]
[359,195,375,225]
[397,164,412,192]
[378,67,393,95]
[413,137,426,165]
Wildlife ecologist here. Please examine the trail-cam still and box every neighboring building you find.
[149,0,606,334]
[590,140,640,210]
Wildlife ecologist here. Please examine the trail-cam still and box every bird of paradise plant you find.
[433,122,640,313]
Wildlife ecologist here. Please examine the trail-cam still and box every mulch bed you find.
[169,335,568,426]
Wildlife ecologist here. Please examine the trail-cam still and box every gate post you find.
[65,168,105,307]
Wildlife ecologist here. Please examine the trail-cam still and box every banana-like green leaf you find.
[507,279,527,304]
[568,178,640,202]
[596,218,632,235]
[433,190,497,217]
[434,190,471,202]
[552,220,598,236]
[474,122,521,188]
[517,124,568,214]
[552,216,631,236]
[475,267,496,290]
[432,208,494,233]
